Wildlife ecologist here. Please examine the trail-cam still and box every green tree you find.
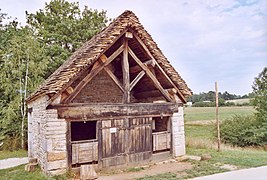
[0,22,48,149]
[26,0,109,76]
[252,67,267,126]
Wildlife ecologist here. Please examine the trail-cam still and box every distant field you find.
[184,106,255,121]
[225,98,251,105]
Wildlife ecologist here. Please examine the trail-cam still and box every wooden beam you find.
[63,45,124,103]
[133,33,186,103]
[129,60,155,74]
[46,28,130,105]
[122,38,130,103]
[103,66,124,93]
[50,103,179,120]
[99,55,124,92]
[129,70,145,91]
[128,47,173,102]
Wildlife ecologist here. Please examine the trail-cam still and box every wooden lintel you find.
[129,60,155,74]
[128,47,173,102]
[133,33,186,103]
[50,103,179,120]
[129,70,145,91]
[63,45,124,103]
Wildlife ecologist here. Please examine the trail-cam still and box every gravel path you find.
[0,157,28,170]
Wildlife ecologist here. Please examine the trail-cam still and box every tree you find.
[26,0,109,77]
[0,25,48,149]
[252,67,267,124]
[0,2,110,149]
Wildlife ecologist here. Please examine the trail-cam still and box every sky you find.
[1,0,267,95]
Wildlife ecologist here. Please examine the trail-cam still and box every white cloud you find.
[1,0,266,95]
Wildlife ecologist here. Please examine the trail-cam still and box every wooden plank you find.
[128,47,173,102]
[71,142,98,164]
[122,38,130,103]
[63,44,124,103]
[55,103,178,119]
[133,33,186,103]
[152,132,171,151]
[129,70,145,91]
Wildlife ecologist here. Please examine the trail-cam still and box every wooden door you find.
[99,117,152,167]
[128,117,152,162]
[99,119,127,167]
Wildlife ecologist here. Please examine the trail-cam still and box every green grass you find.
[0,165,68,180]
[180,160,228,179]
[187,147,267,168]
[185,124,214,140]
[126,167,145,172]
[0,149,27,160]
[184,106,255,121]
[136,172,178,180]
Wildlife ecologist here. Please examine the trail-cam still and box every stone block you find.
[173,145,186,157]
[47,152,66,162]
[46,160,66,171]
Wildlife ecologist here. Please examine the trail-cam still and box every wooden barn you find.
[26,10,192,175]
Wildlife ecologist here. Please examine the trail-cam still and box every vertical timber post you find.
[122,34,130,164]
[215,81,221,152]
[122,35,130,103]
[66,121,72,170]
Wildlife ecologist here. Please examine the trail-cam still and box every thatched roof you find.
[26,10,192,103]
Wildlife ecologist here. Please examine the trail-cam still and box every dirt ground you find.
[97,160,192,180]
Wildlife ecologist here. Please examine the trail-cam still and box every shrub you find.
[220,115,266,147]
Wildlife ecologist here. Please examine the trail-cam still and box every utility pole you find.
[215,81,221,152]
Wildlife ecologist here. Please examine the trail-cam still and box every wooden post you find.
[215,81,221,152]
[66,121,72,170]
[122,36,130,103]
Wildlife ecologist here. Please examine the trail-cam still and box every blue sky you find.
[1,0,266,95]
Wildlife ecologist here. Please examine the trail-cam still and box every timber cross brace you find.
[61,31,183,104]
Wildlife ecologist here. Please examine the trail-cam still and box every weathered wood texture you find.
[99,117,152,168]
[80,164,98,180]
[72,140,98,165]
[152,132,171,151]
[53,103,179,120]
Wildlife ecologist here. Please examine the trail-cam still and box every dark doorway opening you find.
[71,121,97,141]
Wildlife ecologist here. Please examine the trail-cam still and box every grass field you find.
[0,149,27,160]
[184,106,255,121]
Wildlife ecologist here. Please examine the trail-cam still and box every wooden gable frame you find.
[56,30,184,104]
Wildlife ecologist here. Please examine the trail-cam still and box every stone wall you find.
[73,70,123,103]
[28,95,67,175]
[171,107,185,157]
